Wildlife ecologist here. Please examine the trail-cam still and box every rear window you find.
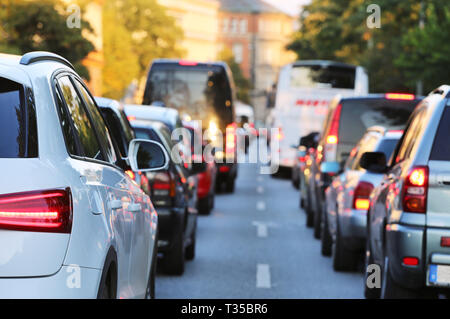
[339,98,418,145]
[376,138,399,161]
[144,64,233,130]
[0,77,38,158]
[430,106,450,161]
[290,64,356,89]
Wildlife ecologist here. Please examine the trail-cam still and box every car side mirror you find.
[360,152,387,173]
[320,161,341,175]
[128,139,169,172]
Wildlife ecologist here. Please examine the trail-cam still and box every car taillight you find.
[125,170,136,180]
[0,189,72,233]
[226,123,237,155]
[324,104,341,161]
[153,172,175,197]
[353,181,374,211]
[403,166,428,213]
[385,93,415,101]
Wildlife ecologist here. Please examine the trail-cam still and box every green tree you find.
[396,2,450,93]
[0,0,94,80]
[104,0,184,78]
[102,5,140,100]
[218,48,251,104]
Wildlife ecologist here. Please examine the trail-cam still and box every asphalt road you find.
[156,151,364,299]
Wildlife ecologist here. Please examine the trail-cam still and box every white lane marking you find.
[252,221,268,238]
[257,176,263,182]
[256,264,271,289]
[256,201,266,211]
[257,186,264,194]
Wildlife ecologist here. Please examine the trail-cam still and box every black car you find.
[131,119,205,275]
[142,59,238,193]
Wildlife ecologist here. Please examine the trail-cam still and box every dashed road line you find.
[256,264,271,289]
[256,201,266,211]
[252,221,268,238]
[257,186,264,194]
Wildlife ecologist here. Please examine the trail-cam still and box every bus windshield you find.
[144,64,233,130]
[290,64,356,89]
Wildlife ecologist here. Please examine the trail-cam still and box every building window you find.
[223,18,229,33]
[240,19,247,34]
[231,18,238,34]
[232,43,243,64]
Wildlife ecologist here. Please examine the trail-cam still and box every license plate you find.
[429,264,450,286]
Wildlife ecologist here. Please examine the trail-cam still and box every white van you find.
[270,60,368,170]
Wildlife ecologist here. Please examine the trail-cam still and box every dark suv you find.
[303,94,421,239]
[143,59,238,193]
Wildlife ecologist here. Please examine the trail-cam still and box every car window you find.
[430,106,450,161]
[54,85,79,156]
[0,77,38,158]
[394,109,425,164]
[57,76,104,161]
[73,80,117,164]
[100,108,128,158]
[352,135,378,171]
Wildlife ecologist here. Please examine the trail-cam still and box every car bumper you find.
[340,209,367,251]
[0,266,101,298]
[385,223,425,290]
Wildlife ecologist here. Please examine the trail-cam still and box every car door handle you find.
[129,203,142,212]
[109,200,122,211]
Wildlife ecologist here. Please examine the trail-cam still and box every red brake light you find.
[385,93,415,101]
[402,257,419,266]
[327,104,342,144]
[0,189,72,233]
[441,237,450,247]
[219,166,230,173]
[353,181,374,211]
[179,60,198,66]
[226,123,237,154]
[403,166,428,213]
[153,172,176,197]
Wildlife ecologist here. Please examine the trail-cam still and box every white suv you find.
[0,52,168,298]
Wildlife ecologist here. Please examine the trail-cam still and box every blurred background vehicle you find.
[183,121,217,215]
[292,132,320,189]
[0,52,167,299]
[96,97,151,196]
[304,93,422,239]
[363,86,450,299]
[129,115,205,275]
[323,127,403,270]
[270,60,369,175]
[235,101,256,154]
[142,59,238,193]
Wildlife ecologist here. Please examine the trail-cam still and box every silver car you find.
[364,85,450,298]
[0,52,167,298]
[323,127,402,271]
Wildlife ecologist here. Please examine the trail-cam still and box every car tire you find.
[185,231,196,261]
[305,190,314,227]
[364,240,380,299]
[380,257,421,299]
[313,206,321,239]
[292,173,300,189]
[198,195,212,215]
[321,205,332,256]
[225,178,235,193]
[332,223,358,271]
[162,228,185,275]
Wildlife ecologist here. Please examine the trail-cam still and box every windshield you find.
[290,64,356,89]
[144,64,233,130]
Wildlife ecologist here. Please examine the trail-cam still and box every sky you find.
[263,0,310,16]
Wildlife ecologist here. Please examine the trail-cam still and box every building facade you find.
[157,0,221,62]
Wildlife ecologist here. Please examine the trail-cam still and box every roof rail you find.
[20,51,75,70]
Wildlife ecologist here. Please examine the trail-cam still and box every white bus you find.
[269,60,368,170]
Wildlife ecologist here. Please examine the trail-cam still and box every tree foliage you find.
[0,0,94,80]
[218,48,252,104]
[102,0,184,99]
[288,0,450,93]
